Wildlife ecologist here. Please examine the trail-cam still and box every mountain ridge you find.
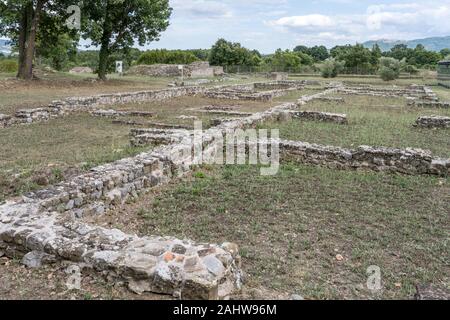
[363,36,450,52]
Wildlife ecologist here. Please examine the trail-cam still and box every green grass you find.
[260,94,450,158]
[123,163,449,300]
[0,113,146,201]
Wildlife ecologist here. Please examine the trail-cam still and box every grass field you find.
[0,73,449,300]
[95,164,449,300]
[0,72,268,114]
[0,114,146,201]
[260,94,450,158]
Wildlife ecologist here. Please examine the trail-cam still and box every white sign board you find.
[178,65,184,70]
[115,61,123,74]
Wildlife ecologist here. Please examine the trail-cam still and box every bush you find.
[320,58,344,78]
[379,67,398,81]
[0,59,18,73]
[137,49,199,65]
[379,57,401,81]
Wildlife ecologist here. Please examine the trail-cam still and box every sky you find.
[144,0,450,53]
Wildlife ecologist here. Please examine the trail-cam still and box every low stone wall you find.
[284,111,348,124]
[337,84,438,100]
[254,80,305,90]
[280,141,449,176]
[313,97,345,103]
[0,107,63,127]
[0,86,207,128]
[193,109,253,117]
[204,87,297,102]
[91,109,155,118]
[415,116,450,128]
[408,101,450,108]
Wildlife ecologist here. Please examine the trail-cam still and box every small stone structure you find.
[69,67,93,74]
[127,62,223,78]
[336,84,438,100]
[408,101,450,108]
[284,111,348,124]
[281,141,449,176]
[253,81,305,90]
[90,109,155,118]
[313,97,345,103]
[414,116,450,128]
[0,201,242,299]
[204,80,306,102]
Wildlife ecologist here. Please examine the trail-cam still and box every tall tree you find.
[0,0,71,79]
[80,0,171,80]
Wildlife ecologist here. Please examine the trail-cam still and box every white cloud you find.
[270,14,334,28]
[267,1,450,45]
[170,0,233,19]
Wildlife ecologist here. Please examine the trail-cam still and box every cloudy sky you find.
[145,0,450,53]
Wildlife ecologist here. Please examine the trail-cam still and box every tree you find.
[340,44,373,74]
[379,57,401,81]
[440,48,450,58]
[137,49,198,65]
[80,0,172,80]
[37,32,78,70]
[308,45,329,61]
[269,49,301,72]
[0,0,72,79]
[293,45,329,61]
[293,45,309,54]
[295,51,314,66]
[370,44,382,68]
[209,38,257,67]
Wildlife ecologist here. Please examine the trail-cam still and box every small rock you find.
[202,255,225,277]
[22,251,55,268]
[336,254,344,261]
[162,251,175,262]
[290,294,305,300]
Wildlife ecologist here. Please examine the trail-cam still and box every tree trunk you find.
[17,3,33,78]
[97,3,113,81]
[17,0,45,80]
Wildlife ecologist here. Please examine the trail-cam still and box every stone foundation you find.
[336,84,438,100]
[415,116,450,128]
[280,141,449,176]
[0,86,206,128]
[283,111,348,124]
[91,110,156,118]
[408,101,450,108]
[0,201,242,299]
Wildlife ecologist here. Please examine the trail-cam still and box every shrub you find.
[320,58,344,78]
[379,67,398,81]
[0,59,18,73]
[379,57,401,81]
[137,49,199,65]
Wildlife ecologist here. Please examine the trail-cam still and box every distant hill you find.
[363,36,450,52]
[0,39,11,55]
